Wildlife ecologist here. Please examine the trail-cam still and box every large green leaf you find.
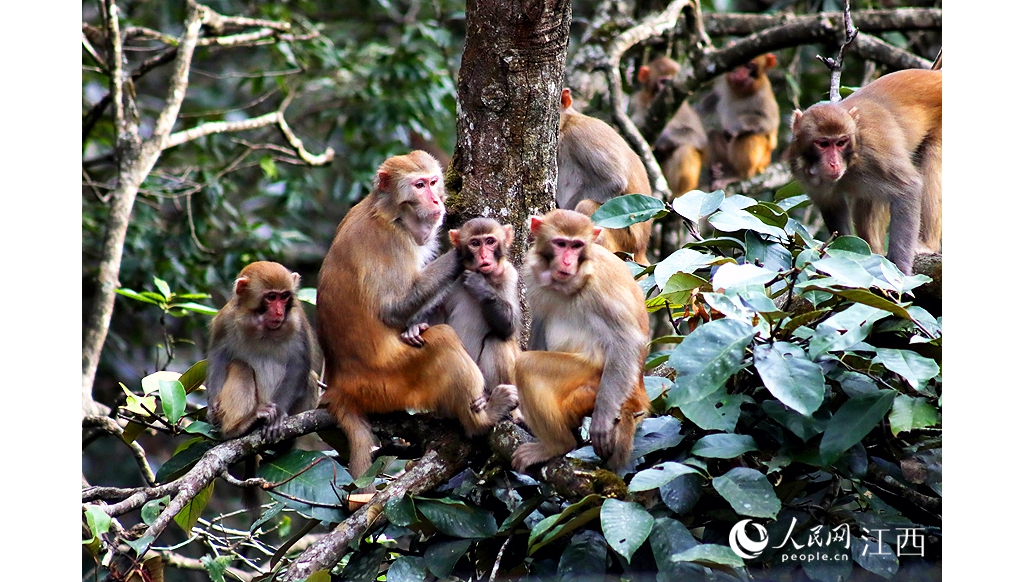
[557,530,607,580]
[340,544,386,582]
[174,482,213,533]
[819,390,898,466]
[851,537,899,579]
[674,387,750,431]
[654,248,716,289]
[710,263,776,291]
[889,394,939,436]
[159,379,187,424]
[600,499,654,563]
[258,450,350,523]
[762,400,829,442]
[423,539,472,578]
[649,518,705,580]
[691,434,758,459]
[528,499,602,556]
[667,319,755,406]
[660,473,704,516]
[386,556,426,582]
[416,497,497,538]
[672,189,724,222]
[671,544,745,569]
[873,348,940,391]
[712,468,781,519]
[708,205,787,239]
[156,439,216,483]
[590,194,667,228]
[628,462,698,492]
[178,360,208,394]
[83,506,111,544]
[753,342,825,416]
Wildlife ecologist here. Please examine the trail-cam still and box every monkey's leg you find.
[511,352,601,472]
[216,361,260,438]
[606,383,652,470]
[665,145,703,200]
[852,198,890,256]
[728,133,772,179]
[917,139,942,254]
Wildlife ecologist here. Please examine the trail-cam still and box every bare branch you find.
[163,112,280,149]
[816,0,859,102]
[83,415,158,486]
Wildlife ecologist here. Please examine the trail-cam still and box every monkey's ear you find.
[234,276,250,296]
[848,107,860,122]
[790,110,803,130]
[529,216,545,235]
[560,88,572,110]
[592,226,603,240]
[764,53,777,68]
[448,229,461,246]
[502,224,515,246]
[376,170,391,192]
[290,272,301,287]
[637,65,651,84]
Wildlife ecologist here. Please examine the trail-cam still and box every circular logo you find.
[728,519,769,559]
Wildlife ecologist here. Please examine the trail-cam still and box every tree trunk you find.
[447,0,572,267]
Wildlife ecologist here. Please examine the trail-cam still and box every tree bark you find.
[447,0,572,268]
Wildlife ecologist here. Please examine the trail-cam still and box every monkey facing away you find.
[512,209,651,472]
[401,217,521,394]
[206,261,319,440]
[316,151,518,486]
[558,88,655,264]
[788,68,941,275]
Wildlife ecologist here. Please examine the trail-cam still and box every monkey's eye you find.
[413,180,427,189]
[570,241,585,251]
[484,237,497,246]
[836,138,849,148]
[279,291,292,302]
[430,177,438,186]
[265,292,280,301]
[469,240,482,249]
[814,139,831,149]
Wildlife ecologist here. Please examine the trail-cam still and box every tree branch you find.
[82,415,157,486]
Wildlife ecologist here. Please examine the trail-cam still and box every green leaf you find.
[873,348,939,391]
[423,539,472,579]
[660,473,704,515]
[655,272,707,305]
[628,462,698,492]
[416,497,498,538]
[298,287,317,305]
[529,505,602,556]
[387,556,427,582]
[171,301,219,315]
[201,555,233,582]
[653,248,716,288]
[141,496,170,526]
[260,156,279,179]
[691,433,758,459]
[384,495,418,527]
[753,342,825,416]
[115,288,161,305]
[590,194,667,228]
[650,518,706,579]
[710,262,776,291]
[153,277,172,300]
[498,493,547,534]
[820,390,898,465]
[557,531,608,580]
[156,439,216,482]
[184,420,217,439]
[672,189,724,222]
[178,360,207,394]
[174,482,213,533]
[773,180,805,201]
[826,236,872,259]
[83,506,111,544]
[851,537,900,579]
[708,205,787,239]
[674,387,750,431]
[746,201,789,228]
[340,544,386,582]
[667,319,755,406]
[600,499,654,563]
[258,450,350,523]
[889,394,939,436]
[159,379,187,424]
[671,544,745,569]
[712,467,781,519]
[762,400,829,441]
[810,256,875,287]
[124,534,155,557]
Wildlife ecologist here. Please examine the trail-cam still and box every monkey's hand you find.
[462,271,493,300]
[400,322,431,347]
[256,403,285,440]
[589,409,619,462]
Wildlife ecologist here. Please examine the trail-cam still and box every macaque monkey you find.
[206,261,319,440]
[628,55,681,126]
[557,88,655,264]
[703,54,780,184]
[788,69,942,275]
[628,55,708,201]
[316,151,519,487]
[401,217,521,394]
[512,210,651,472]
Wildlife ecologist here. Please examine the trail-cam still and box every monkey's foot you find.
[488,384,519,418]
[511,441,557,473]
[470,396,486,414]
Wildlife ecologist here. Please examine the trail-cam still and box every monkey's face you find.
[548,237,587,282]
[255,291,292,332]
[466,234,504,277]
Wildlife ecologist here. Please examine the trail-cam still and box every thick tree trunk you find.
[447,0,572,267]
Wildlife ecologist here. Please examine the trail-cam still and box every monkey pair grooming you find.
[206,261,320,440]
[788,68,942,275]
[557,88,655,264]
[630,55,708,201]
[512,209,651,472]
[316,151,519,486]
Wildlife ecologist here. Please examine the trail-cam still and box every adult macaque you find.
[703,54,780,183]
[512,210,650,472]
[401,217,521,394]
[788,69,942,275]
[653,101,708,200]
[317,151,518,487]
[206,261,319,440]
[557,88,654,264]
[628,55,681,126]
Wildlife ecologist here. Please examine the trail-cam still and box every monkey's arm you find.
[527,317,547,351]
[589,318,645,461]
[400,278,457,347]
[380,250,463,328]
[462,272,516,340]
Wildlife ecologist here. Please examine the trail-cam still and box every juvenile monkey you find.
[628,55,681,126]
[702,54,780,184]
[557,88,655,264]
[512,209,651,472]
[401,218,521,393]
[206,261,319,440]
[316,151,518,486]
[788,68,942,275]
